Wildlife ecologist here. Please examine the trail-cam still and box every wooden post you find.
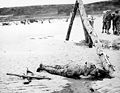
[78,9,93,47]
[66,0,79,41]
[77,0,115,73]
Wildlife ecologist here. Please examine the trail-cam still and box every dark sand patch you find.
[52,78,100,93]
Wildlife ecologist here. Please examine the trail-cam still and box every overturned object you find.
[36,62,115,79]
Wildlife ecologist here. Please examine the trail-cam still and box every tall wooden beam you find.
[77,0,115,74]
[66,0,93,47]
[66,0,79,41]
[78,9,93,48]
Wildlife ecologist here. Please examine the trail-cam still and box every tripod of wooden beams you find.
[65,0,115,74]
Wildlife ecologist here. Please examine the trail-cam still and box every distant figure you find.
[88,15,95,27]
[66,18,69,22]
[102,10,112,34]
[28,19,38,23]
[2,22,10,26]
[26,20,30,24]
[41,20,43,24]
[13,21,18,25]
[112,10,120,35]
[48,19,51,23]
[21,20,26,25]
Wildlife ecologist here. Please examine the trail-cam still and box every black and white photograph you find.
[0,0,120,93]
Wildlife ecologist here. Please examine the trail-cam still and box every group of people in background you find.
[0,19,45,26]
[102,10,120,35]
[0,17,70,26]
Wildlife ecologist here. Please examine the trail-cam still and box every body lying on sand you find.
[23,60,116,83]
[36,62,115,80]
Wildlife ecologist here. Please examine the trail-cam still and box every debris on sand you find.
[76,39,120,50]
[112,38,120,50]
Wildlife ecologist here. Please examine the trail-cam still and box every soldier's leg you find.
[104,22,107,33]
[36,64,83,78]
[102,22,106,33]
[117,23,120,35]
[113,23,118,35]
[36,64,64,76]
[113,22,116,34]
[115,23,119,35]
[113,25,115,34]
[36,64,45,72]
[106,21,111,34]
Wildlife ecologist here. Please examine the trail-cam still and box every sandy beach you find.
[0,15,120,93]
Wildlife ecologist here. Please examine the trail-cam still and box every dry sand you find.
[0,16,120,93]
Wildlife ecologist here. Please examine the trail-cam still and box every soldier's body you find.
[116,16,120,35]
[102,10,112,34]
[36,61,115,79]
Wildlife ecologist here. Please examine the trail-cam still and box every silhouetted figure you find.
[113,10,120,35]
[48,19,51,23]
[112,10,119,35]
[102,10,112,34]
[88,15,95,27]
[21,20,26,25]
[2,22,10,26]
[66,18,69,22]
[41,20,43,24]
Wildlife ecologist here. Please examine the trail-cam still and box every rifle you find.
[6,73,51,80]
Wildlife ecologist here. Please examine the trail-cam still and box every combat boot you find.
[36,64,44,72]
[102,30,104,33]
[106,30,110,34]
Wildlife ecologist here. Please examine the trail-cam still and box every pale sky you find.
[0,0,108,8]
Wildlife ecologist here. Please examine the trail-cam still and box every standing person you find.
[102,10,112,34]
[112,10,119,35]
[114,10,120,35]
[88,15,95,28]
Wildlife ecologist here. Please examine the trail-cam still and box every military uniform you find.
[115,15,120,35]
[112,13,117,34]
[102,11,112,34]
[112,10,120,35]
[36,62,113,79]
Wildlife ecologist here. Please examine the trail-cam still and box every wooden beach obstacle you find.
[7,0,116,81]
[66,0,93,48]
[65,0,115,75]
[35,0,116,79]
